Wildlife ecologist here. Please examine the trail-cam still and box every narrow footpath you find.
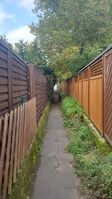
[32,106,85,199]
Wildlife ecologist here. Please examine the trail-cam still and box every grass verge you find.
[61,97,112,199]
[8,102,51,199]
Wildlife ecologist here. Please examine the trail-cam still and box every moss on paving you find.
[61,97,112,199]
[8,103,51,199]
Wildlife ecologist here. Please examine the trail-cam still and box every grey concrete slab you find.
[32,106,86,199]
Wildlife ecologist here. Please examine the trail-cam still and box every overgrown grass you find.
[61,97,112,199]
[8,103,51,199]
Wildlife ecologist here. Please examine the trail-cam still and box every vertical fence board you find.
[8,109,17,194]
[0,98,37,199]
[3,111,13,199]
[13,107,20,182]
[0,114,9,196]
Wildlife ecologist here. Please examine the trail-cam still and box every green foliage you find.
[31,0,112,79]
[14,39,47,67]
[41,66,57,99]
[8,103,51,199]
[61,97,112,199]
[15,40,28,60]
[0,35,7,42]
[71,43,104,73]
[62,97,83,118]
[14,39,57,99]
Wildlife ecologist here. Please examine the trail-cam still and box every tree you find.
[0,35,7,42]
[31,0,112,79]
[15,40,28,60]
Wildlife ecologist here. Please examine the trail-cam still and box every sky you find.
[0,0,37,44]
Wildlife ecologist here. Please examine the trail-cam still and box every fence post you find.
[78,75,79,100]
[28,64,35,99]
[88,67,91,117]
[82,72,84,107]
[8,48,13,112]
[102,53,106,135]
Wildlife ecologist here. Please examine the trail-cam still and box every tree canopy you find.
[14,0,112,80]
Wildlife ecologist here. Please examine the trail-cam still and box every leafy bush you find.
[61,96,112,199]
[62,97,83,119]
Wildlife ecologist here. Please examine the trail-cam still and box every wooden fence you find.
[29,65,48,122]
[0,42,29,115]
[0,41,48,198]
[0,98,36,199]
[60,46,112,145]
[0,41,48,119]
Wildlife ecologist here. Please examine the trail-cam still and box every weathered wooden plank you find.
[0,118,3,144]
[12,79,28,86]
[3,111,13,199]
[0,94,8,102]
[0,50,8,61]
[13,90,28,98]
[17,106,22,170]
[0,59,8,69]
[12,65,27,76]
[13,85,28,92]
[0,68,8,77]
[0,101,8,110]
[12,72,27,81]
[0,114,9,195]
[8,109,17,194]
[13,107,20,182]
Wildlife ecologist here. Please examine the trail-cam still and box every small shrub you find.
[62,97,83,119]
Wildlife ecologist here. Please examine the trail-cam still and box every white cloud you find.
[7,26,35,45]
[0,6,14,23]
[19,0,34,9]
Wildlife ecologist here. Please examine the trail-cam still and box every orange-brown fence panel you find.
[0,98,36,199]
[64,58,104,135]
[60,46,112,143]
[74,77,79,100]
[104,49,112,145]
[79,74,83,105]
[70,78,74,98]
[89,59,103,133]
[83,69,89,115]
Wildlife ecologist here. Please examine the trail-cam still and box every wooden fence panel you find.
[104,49,112,144]
[83,80,89,115]
[0,42,29,116]
[89,75,103,133]
[89,58,103,133]
[0,43,9,115]
[29,65,48,122]
[79,74,83,105]
[0,42,48,118]
[0,98,36,199]
[74,78,79,100]
[71,78,75,98]
[12,53,29,109]
[65,58,104,134]
[82,69,89,115]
